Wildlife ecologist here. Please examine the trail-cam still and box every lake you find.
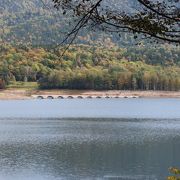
[0,98,180,180]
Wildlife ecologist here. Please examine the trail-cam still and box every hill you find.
[0,0,179,91]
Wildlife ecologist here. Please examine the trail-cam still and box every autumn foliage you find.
[0,44,179,90]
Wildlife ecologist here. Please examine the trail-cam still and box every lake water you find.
[0,98,180,180]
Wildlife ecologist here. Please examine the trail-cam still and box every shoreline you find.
[0,89,179,100]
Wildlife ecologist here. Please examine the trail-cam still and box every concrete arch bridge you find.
[32,95,139,99]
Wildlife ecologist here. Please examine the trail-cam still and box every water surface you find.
[0,99,179,180]
[0,98,179,118]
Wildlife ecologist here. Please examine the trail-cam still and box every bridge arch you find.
[37,96,44,99]
[47,96,54,99]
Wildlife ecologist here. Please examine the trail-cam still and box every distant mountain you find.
[0,0,179,48]
[0,0,140,47]
[1,0,65,46]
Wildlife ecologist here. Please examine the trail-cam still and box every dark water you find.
[0,99,180,180]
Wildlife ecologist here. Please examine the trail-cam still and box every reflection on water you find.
[0,118,180,180]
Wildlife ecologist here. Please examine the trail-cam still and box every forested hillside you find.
[1,0,68,46]
[0,0,145,46]
[0,44,179,90]
[1,0,179,47]
[0,0,180,91]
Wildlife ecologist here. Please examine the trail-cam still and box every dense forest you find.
[0,0,180,91]
[0,44,179,90]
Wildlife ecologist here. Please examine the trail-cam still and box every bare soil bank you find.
[0,89,179,100]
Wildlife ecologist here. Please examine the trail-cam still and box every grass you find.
[7,81,39,90]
